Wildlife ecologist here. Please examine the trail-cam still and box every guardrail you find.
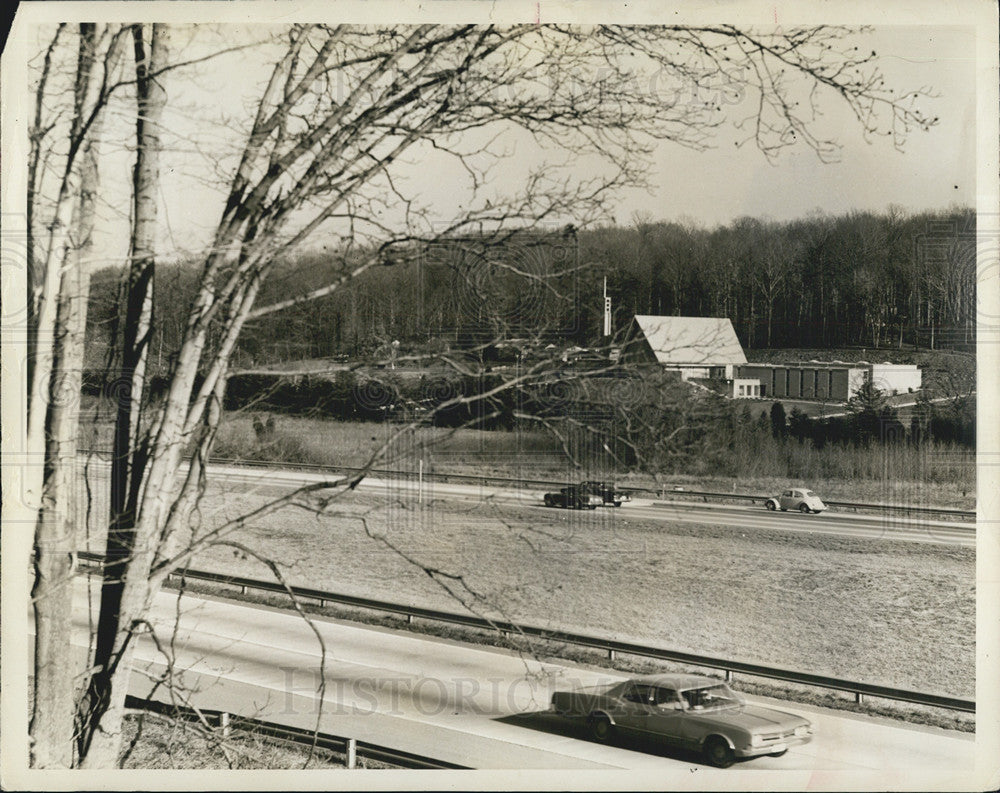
[647,488,976,520]
[77,551,974,714]
[125,695,467,769]
[77,449,976,520]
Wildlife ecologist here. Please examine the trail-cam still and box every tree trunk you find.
[110,22,166,535]
[78,23,168,768]
[31,125,102,769]
[766,297,774,348]
[30,23,104,769]
[30,257,87,768]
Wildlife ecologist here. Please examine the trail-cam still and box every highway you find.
[60,579,975,781]
[202,462,976,547]
[74,455,975,547]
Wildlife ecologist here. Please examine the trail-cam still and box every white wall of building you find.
[673,366,712,380]
[732,378,761,398]
[848,367,868,398]
[870,364,923,395]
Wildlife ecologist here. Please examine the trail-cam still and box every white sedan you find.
[765,488,827,514]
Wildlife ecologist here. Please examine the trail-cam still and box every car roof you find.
[627,673,721,690]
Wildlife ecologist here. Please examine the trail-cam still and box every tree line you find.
[85,205,976,373]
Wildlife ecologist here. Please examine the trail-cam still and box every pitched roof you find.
[632,315,747,366]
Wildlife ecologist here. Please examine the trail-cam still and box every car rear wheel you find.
[799,503,811,514]
[770,748,788,757]
[588,714,614,743]
[703,736,735,768]
[765,500,776,511]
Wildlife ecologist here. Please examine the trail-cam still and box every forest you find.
[85,205,977,373]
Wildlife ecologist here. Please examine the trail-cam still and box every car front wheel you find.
[703,736,735,768]
[765,500,776,511]
[799,503,811,514]
[588,714,614,743]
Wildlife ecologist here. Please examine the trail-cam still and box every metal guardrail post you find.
[346,737,357,769]
[725,670,732,683]
[220,711,231,738]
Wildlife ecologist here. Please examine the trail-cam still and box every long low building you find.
[733,361,922,401]
[619,314,920,403]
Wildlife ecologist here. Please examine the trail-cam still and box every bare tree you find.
[14,22,939,769]
[27,24,130,769]
[19,22,255,769]
[80,23,171,765]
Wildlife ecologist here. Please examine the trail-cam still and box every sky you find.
[184,23,973,257]
[4,3,989,265]
[633,25,978,229]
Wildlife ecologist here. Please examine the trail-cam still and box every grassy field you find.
[77,384,976,510]
[207,412,976,509]
[78,470,974,708]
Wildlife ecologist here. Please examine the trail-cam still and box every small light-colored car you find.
[578,480,631,507]
[550,673,813,767]
[765,488,827,514]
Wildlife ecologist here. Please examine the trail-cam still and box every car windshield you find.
[680,684,743,712]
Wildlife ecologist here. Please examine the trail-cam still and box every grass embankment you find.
[207,412,976,510]
[77,383,976,510]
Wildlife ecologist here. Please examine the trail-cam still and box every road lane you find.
[61,580,975,775]
[208,462,977,547]
[75,457,977,547]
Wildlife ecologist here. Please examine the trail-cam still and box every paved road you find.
[59,579,976,781]
[201,462,975,547]
[74,457,974,547]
